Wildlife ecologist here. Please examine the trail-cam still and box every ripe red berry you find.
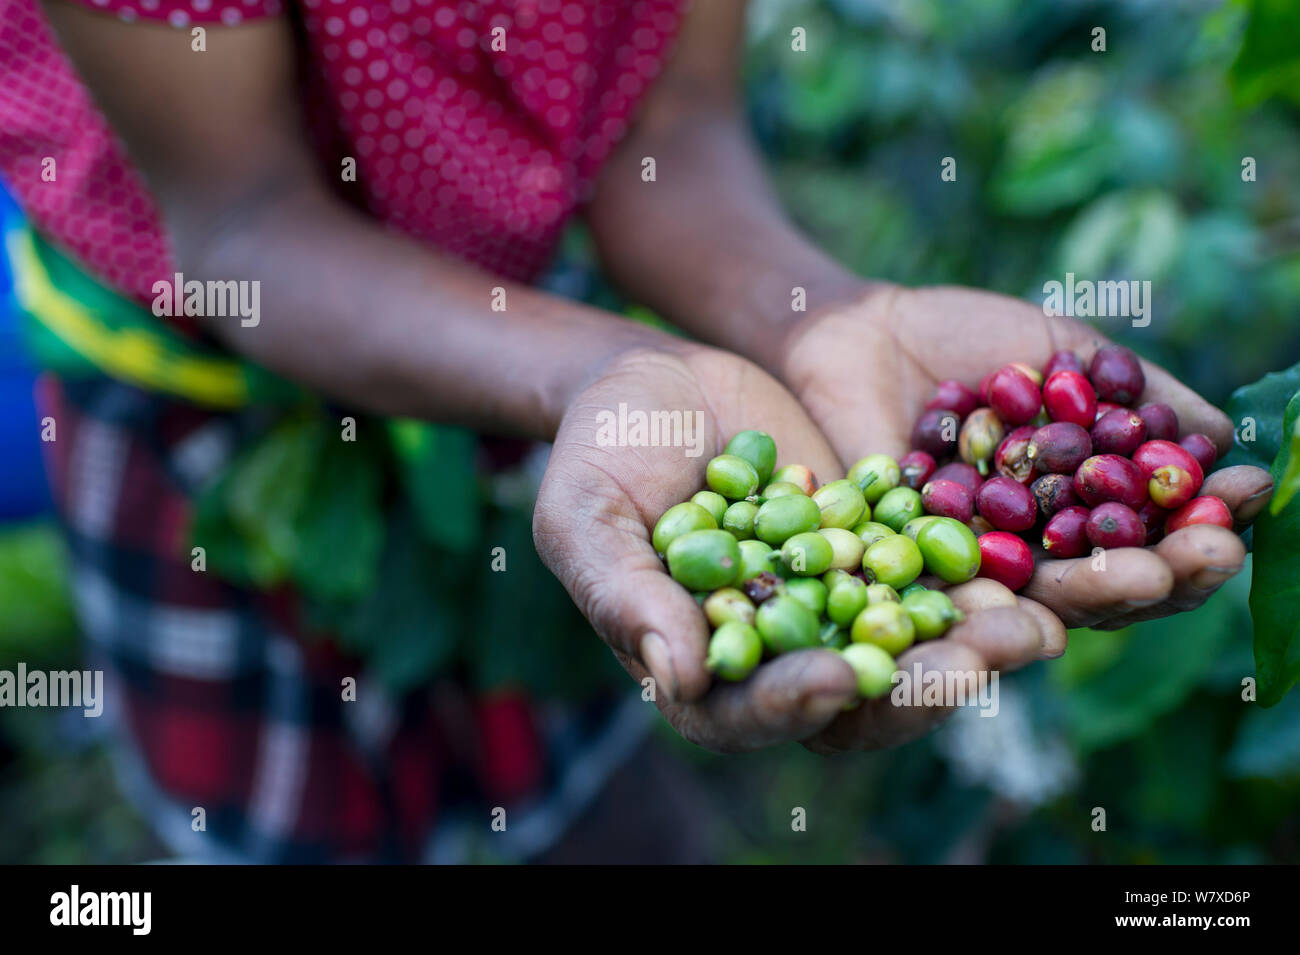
[1086,502,1146,549]
[911,408,960,459]
[1132,440,1204,491]
[1165,495,1233,533]
[1094,400,1124,422]
[994,426,1037,484]
[977,532,1035,591]
[1031,472,1079,519]
[1042,371,1097,428]
[921,478,975,523]
[899,450,937,490]
[1091,407,1148,456]
[1136,403,1179,442]
[1136,500,1169,545]
[932,461,983,493]
[976,476,1038,532]
[1026,422,1093,475]
[1088,345,1146,405]
[988,365,1042,427]
[978,371,995,406]
[1074,454,1147,510]
[925,380,979,419]
[1179,433,1217,474]
[1042,506,1090,558]
[1009,361,1045,386]
[1043,350,1085,380]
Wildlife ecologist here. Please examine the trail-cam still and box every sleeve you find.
[69,0,284,27]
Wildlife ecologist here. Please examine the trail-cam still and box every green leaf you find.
[387,419,481,553]
[1221,359,1300,471]
[1248,390,1300,706]
[1269,414,1300,515]
[1229,0,1300,107]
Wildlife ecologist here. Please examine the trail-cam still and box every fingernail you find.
[1237,485,1274,523]
[640,632,679,703]
[1190,565,1242,591]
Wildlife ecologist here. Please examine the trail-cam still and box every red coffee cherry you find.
[1074,454,1148,510]
[932,461,983,493]
[899,450,937,490]
[1132,440,1204,492]
[1043,350,1085,380]
[1031,472,1080,519]
[1091,407,1148,456]
[1086,502,1146,549]
[1166,495,1233,533]
[1179,433,1217,474]
[1042,506,1091,558]
[1136,499,1169,545]
[976,531,1035,591]
[925,380,979,419]
[988,365,1043,427]
[1088,345,1146,405]
[1042,371,1097,428]
[976,476,1038,532]
[911,408,960,459]
[1136,403,1179,442]
[1094,400,1124,422]
[921,478,975,523]
[994,425,1038,484]
[1027,422,1093,475]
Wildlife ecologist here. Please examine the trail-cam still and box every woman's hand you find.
[534,344,1053,754]
[779,284,1275,634]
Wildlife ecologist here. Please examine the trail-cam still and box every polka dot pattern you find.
[0,0,686,303]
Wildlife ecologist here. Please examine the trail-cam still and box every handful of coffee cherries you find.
[651,344,1229,699]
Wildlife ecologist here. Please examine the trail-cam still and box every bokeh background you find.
[3,0,1300,862]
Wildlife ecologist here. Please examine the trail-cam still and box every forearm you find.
[586,104,874,371]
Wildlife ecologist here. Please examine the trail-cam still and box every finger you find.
[804,640,988,753]
[664,650,857,753]
[1017,597,1070,658]
[1020,547,1175,628]
[1201,465,1274,525]
[943,577,1019,613]
[1133,360,1235,452]
[1149,524,1247,612]
[534,476,712,704]
[943,606,1043,672]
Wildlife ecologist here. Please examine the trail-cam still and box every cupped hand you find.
[534,344,1051,753]
[780,284,1274,636]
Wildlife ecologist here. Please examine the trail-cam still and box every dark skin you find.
[44,0,1272,754]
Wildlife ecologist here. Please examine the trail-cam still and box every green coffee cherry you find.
[865,583,900,605]
[899,581,928,599]
[902,589,963,641]
[818,527,866,571]
[848,454,901,505]
[826,575,868,626]
[703,587,756,628]
[706,454,760,501]
[770,464,816,495]
[665,529,742,591]
[722,500,759,540]
[822,568,852,589]
[691,490,729,526]
[811,479,866,530]
[851,520,896,550]
[874,486,924,532]
[820,620,850,650]
[784,577,828,615]
[755,594,820,654]
[851,601,916,656]
[915,517,982,584]
[841,643,897,698]
[707,621,763,681]
[737,539,775,581]
[724,430,778,486]
[862,534,923,590]
[902,515,941,541]
[761,481,805,499]
[652,501,716,555]
[754,494,822,546]
[780,531,834,577]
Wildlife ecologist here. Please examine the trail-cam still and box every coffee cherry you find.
[1091,407,1148,456]
[812,479,868,530]
[921,478,975,523]
[1044,349,1085,379]
[874,487,925,532]
[1009,362,1045,386]
[1166,495,1233,533]
[826,575,869,626]
[666,529,742,590]
[899,450,937,490]
[691,490,729,526]
[1148,465,1197,509]
[820,619,850,650]
[755,594,821,654]
[1136,403,1179,442]
[722,500,760,540]
[932,461,983,493]
[724,430,778,487]
[784,577,829,615]
[1132,440,1204,493]
[994,426,1038,484]
[1088,345,1146,404]
[976,531,1035,592]
[840,643,897,699]
[706,454,760,500]
[911,408,960,459]
[1042,506,1090,558]
[704,587,757,628]
[850,601,916,656]
[959,408,1006,475]
[862,534,924,590]
[741,570,782,604]
[1179,433,1218,474]
[1136,500,1168,545]
[737,539,775,581]
[976,476,1038,532]
[762,482,806,499]
[1094,400,1124,422]
[851,520,897,550]
[1086,502,1146,549]
[902,516,941,541]
[902,589,963,641]
[925,379,979,418]
[977,371,995,405]
[1042,371,1098,428]
[847,454,901,505]
[865,583,901,605]
[819,527,867,571]
[754,494,823,546]
[968,514,996,536]
[652,501,717,555]
[1074,454,1147,510]
[706,621,763,681]
[770,464,818,496]
[1030,472,1079,519]
[779,531,834,576]
[988,365,1043,426]
[915,517,982,584]
[1026,421,1092,475]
